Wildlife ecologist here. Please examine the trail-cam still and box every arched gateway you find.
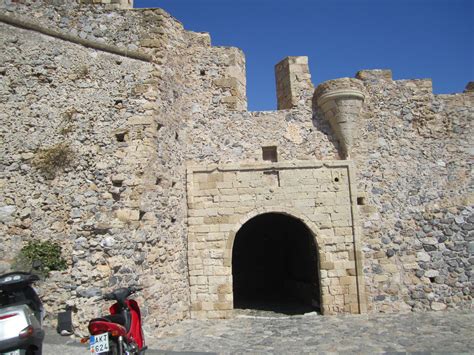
[187,161,367,319]
[232,212,321,313]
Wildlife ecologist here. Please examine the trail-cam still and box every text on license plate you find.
[90,332,110,353]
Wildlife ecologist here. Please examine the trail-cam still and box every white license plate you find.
[90,332,110,353]
[3,351,20,355]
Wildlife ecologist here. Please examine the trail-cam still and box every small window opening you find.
[200,70,206,76]
[172,181,176,187]
[334,177,339,183]
[171,217,176,223]
[157,123,163,131]
[175,132,179,140]
[357,196,366,206]
[139,210,146,221]
[114,99,123,106]
[112,181,123,188]
[155,177,162,185]
[429,277,436,283]
[262,146,278,162]
[115,132,126,142]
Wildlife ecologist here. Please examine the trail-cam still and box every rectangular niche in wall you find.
[262,146,278,162]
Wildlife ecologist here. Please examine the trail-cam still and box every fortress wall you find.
[0,0,251,333]
[0,0,178,58]
[186,57,335,164]
[186,59,472,315]
[186,108,339,164]
[1,0,472,333]
[0,8,193,335]
[351,71,473,312]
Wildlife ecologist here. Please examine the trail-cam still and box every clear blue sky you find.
[135,0,473,111]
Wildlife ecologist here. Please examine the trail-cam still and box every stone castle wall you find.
[0,9,192,333]
[0,0,472,336]
[352,71,473,312]
[0,0,248,333]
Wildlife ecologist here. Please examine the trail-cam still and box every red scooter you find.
[84,286,146,354]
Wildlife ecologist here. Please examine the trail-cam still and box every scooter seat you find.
[90,314,126,326]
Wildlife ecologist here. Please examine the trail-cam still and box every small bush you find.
[33,142,74,179]
[14,241,67,277]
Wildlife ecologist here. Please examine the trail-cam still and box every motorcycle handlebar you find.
[100,286,142,301]
[128,286,143,294]
[102,292,115,301]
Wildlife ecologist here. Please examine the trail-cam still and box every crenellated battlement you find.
[275,56,313,110]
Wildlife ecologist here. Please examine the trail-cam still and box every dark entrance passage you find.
[232,213,320,314]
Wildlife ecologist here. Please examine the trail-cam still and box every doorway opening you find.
[232,213,320,315]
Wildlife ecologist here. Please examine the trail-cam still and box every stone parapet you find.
[80,0,133,9]
[356,69,392,81]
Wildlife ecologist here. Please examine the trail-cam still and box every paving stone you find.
[141,310,474,353]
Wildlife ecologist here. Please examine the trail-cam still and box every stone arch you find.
[224,206,323,313]
[223,206,322,268]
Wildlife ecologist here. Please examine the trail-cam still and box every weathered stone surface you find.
[0,0,472,340]
[187,161,366,318]
[0,205,16,222]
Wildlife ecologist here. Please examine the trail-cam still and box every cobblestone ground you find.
[147,309,474,354]
[44,309,474,354]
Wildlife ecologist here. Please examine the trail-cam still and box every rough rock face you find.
[409,207,473,311]
[0,0,196,334]
[0,0,472,336]
[352,72,473,313]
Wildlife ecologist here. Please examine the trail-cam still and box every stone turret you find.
[275,56,313,110]
[313,78,365,159]
[79,0,133,9]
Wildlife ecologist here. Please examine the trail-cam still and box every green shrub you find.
[33,142,74,179]
[14,241,67,277]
